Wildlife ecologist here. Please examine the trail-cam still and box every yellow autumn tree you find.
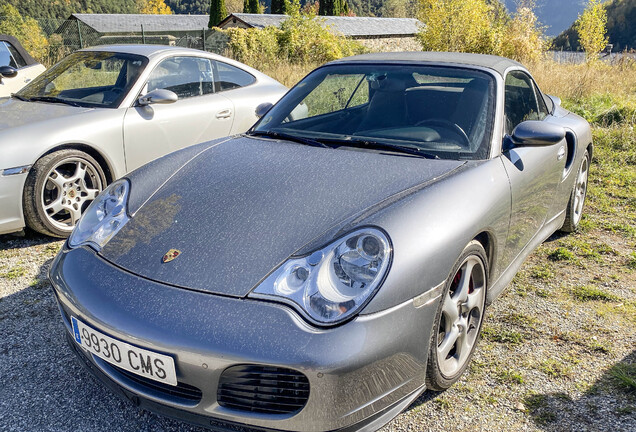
[417,0,501,54]
[0,4,49,62]
[576,0,608,61]
[501,5,545,62]
[140,0,173,14]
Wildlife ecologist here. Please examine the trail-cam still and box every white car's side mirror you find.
[138,89,178,106]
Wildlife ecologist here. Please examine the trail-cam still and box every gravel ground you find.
[1,228,634,432]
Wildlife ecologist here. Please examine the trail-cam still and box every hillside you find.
[1,0,138,21]
[553,0,636,51]
[503,0,586,37]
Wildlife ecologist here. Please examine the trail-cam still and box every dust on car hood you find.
[100,136,464,296]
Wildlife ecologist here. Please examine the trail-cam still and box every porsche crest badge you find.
[162,249,181,263]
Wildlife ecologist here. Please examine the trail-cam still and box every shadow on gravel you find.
[524,350,635,431]
[0,230,59,251]
[0,260,208,432]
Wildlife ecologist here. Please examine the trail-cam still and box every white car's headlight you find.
[68,179,130,251]
[251,228,392,325]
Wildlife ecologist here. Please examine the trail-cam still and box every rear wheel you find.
[426,240,488,391]
[23,149,106,238]
[560,150,590,233]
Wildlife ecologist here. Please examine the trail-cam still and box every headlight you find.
[68,179,130,251]
[250,228,392,325]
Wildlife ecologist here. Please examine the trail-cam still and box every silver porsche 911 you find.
[0,45,286,238]
[50,52,592,432]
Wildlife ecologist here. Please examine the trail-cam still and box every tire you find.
[426,240,488,391]
[560,150,590,233]
[23,149,106,238]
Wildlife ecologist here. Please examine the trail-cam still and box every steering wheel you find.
[415,119,470,148]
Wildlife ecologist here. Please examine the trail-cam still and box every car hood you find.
[0,97,92,130]
[100,136,464,296]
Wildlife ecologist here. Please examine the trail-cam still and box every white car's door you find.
[123,55,235,171]
[0,41,45,96]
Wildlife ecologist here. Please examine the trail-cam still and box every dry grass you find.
[258,62,316,88]
[529,57,636,100]
[262,56,636,103]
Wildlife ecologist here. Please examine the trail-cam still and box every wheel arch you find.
[473,231,496,286]
[37,143,115,185]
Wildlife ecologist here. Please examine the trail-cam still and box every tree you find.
[271,0,286,14]
[245,0,260,13]
[576,0,608,60]
[0,4,49,62]
[417,0,501,54]
[140,0,173,14]
[209,0,227,27]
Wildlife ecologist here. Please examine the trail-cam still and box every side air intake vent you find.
[217,365,310,415]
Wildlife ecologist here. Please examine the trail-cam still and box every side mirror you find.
[0,66,18,79]
[506,120,565,148]
[255,102,273,118]
[548,95,561,107]
[137,89,178,106]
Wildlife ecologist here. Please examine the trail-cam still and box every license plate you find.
[71,316,177,386]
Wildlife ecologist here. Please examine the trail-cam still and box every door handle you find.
[216,109,232,119]
[557,146,566,161]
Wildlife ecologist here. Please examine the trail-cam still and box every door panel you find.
[500,70,565,266]
[500,143,565,264]
[122,55,235,171]
[123,93,234,171]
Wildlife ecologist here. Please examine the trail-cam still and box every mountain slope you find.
[503,0,586,37]
[553,0,636,51]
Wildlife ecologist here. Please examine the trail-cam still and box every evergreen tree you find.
[243,0,249,13]
[271,0,285,14]
[245,0,260,13]
[209,0,227,27]
[319,0,334,15]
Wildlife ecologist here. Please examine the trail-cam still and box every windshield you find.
[17,51,148,108]
[254,64,496,160]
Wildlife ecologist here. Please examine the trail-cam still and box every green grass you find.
[609,363,636,394]
[481,325,526,345]
[540,358,573,379]
[0,266,26,279]
[571,285,619,302]
[548,247,576,262]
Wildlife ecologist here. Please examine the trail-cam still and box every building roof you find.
[68,14,210,33]
[218,13,423,37]
[330,52,525,76]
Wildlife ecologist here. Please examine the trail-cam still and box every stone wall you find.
[355,36,421,52]
[205,30,422,57]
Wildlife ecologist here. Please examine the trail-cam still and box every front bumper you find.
[50,246,438,432]
[0,171,27,235]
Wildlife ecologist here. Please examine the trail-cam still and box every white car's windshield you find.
[17,51,148,108]
[253,64,496,160]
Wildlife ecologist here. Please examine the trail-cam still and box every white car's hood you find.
[0,97,93,130]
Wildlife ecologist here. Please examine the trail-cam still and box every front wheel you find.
[23,149,106,238]
[560,150,590,233]
[426,240,488,391]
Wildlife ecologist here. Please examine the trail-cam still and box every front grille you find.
[95,357,202,405]
[217,365,310,415]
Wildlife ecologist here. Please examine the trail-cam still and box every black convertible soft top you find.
[332,52,524,77]
[0,34,39,66]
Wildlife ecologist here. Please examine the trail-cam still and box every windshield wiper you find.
[247,130,330,149]
[27,96,83,107]
[11,94,29,101]
[326,137,440,159]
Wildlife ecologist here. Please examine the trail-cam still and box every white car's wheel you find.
[426,240,488,391]
[23,149,106,238]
